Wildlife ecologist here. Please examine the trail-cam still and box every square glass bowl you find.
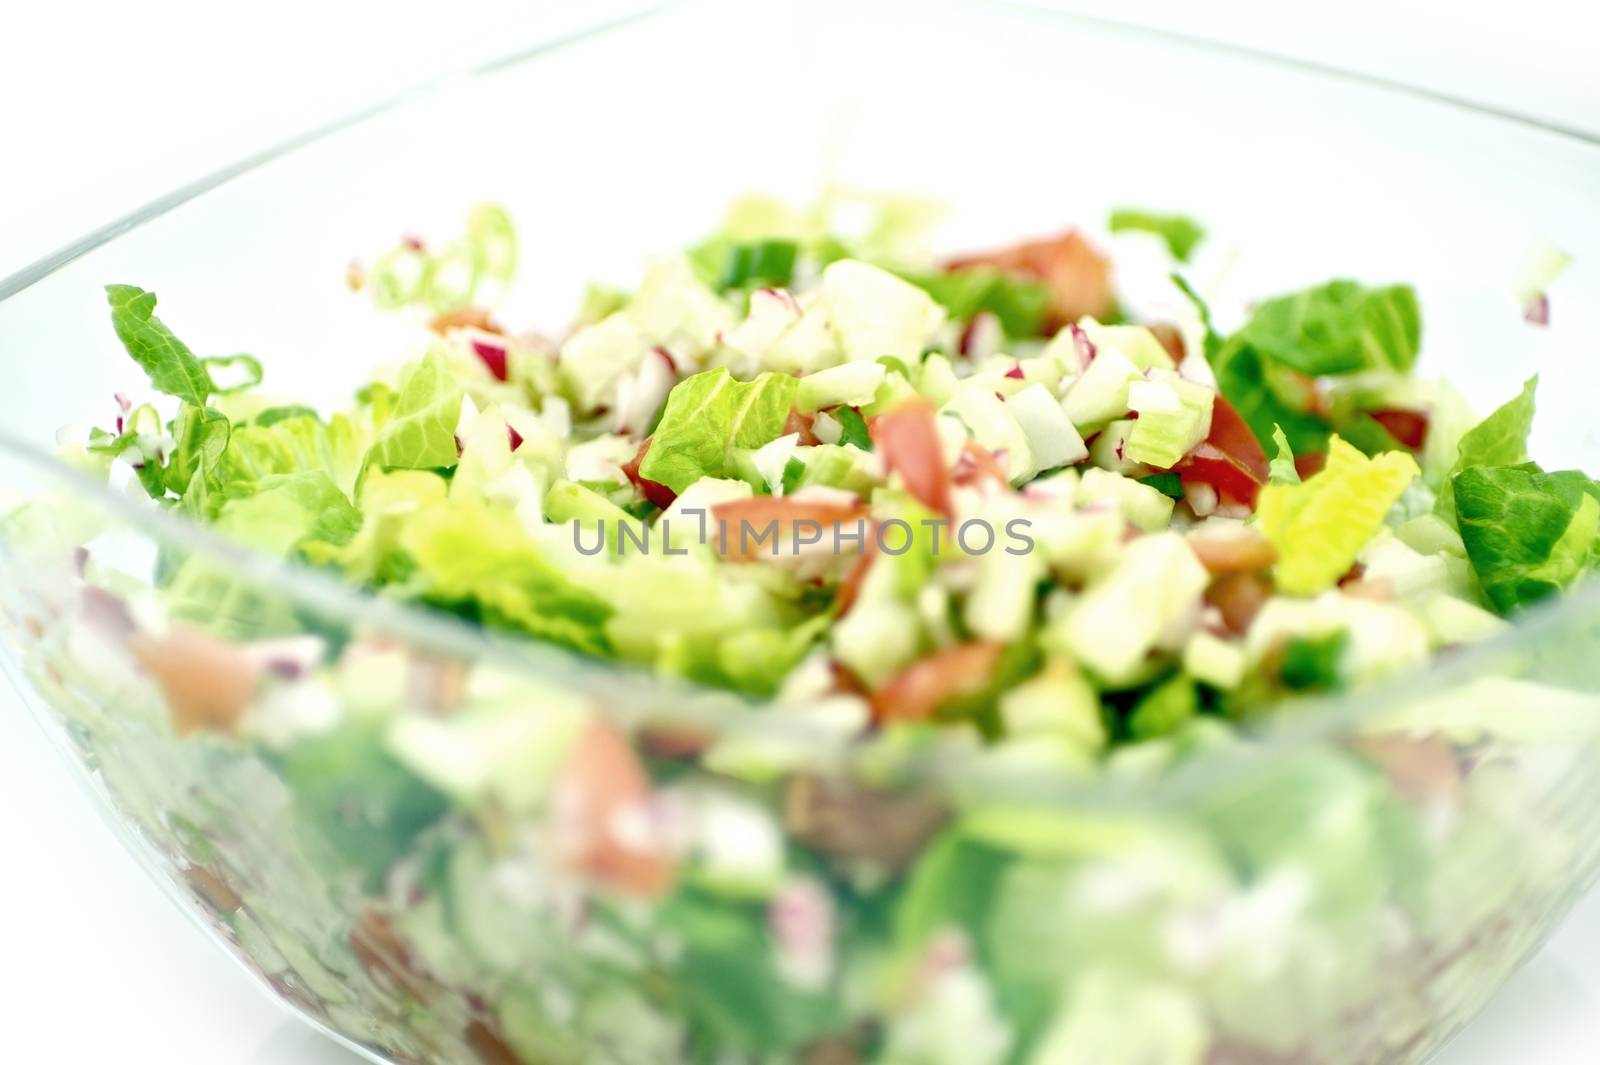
[3,2,1600,1063]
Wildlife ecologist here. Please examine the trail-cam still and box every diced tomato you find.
[710,496,869,562]
[1177,395,1270,508]
[945,230,1114,331]
[550,720,675,898]
[871,642,1005,725]
[622,438,677,510]
[1368,408,1429,450]
[871,399,955,518]
[1294,451,1327,480]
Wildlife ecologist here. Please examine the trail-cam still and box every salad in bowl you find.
[2,189,1598,1065]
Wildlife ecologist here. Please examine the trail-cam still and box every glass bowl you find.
[4,2,1600,1063]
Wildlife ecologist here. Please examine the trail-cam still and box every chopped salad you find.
[79,195,1587,740]
[23,192,1600,1065]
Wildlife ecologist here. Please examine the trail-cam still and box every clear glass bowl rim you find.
[4,0,1599,807]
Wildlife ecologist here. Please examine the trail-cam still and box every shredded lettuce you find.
[1257,437,1419,596]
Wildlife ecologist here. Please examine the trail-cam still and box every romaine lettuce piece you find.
[366,350,464,471]
[398,499,613,655]
[638,369,797,493]
[1435,375,1537,524]
[1454,463,1600,613]
[1233,280,1421,377]
[105,284,213,407]
[1257,436,1419,596]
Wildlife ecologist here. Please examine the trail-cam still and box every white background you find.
[2,2,1598,1062]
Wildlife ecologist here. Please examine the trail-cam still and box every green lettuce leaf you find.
[637,368,798,494]
[905,266,1053,338]
[213,471,362,554]
[1436,375,1537,525]
[1454,463,1600,614]
[366,350,464,471]
[163,403,232,505]
[217,411,370,501]
[105,285,212,407]
[1109,208,1205,262]
[314,468,448,586]
[1210,334,1331,454]
[1234,280,1421,377]
[398,499,612,655]
[1208,280,1421,453]
[1257,436,1420,595]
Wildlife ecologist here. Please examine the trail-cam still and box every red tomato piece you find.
[871,399,955,518]
[871,642,1005,725]
[1368,408,1429,450]
[1177,395,1270,507]
[550,720,675,898]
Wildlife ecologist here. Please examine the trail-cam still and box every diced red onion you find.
[241,635,327,681]
[1004,362,1024,380]
[1523,293,1550,326]
[507,424,524,451]
[1067,322,1097,372]
[401,234,426,251]
[959,311,1003,359]
[471,338,509,382]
